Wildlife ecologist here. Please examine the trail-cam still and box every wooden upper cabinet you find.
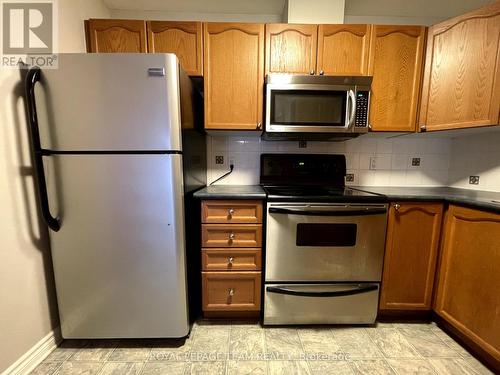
[146,21,203,76]
[419,2,500,132]
[317,24,371,75]
[204,23,264,130]
[87,19,147,53]
[435,205,500,363]
[380,203,443,312]
[265,24,318,74]
[368,25,426,132]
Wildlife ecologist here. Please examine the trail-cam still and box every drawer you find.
[264,283,379,325]
[202,249,261,271]
[202,224,262,248]
[202,200,262,223]
[202,272,261,311]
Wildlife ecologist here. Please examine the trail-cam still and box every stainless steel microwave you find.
[264,74,372,140]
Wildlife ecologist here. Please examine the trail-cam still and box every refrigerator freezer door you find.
[45,154,189,338]
[34,53,182,151]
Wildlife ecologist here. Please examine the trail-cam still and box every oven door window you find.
[271,90,346,126]
[296,223,357,247]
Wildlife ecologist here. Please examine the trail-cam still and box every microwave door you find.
[265,85,354,133]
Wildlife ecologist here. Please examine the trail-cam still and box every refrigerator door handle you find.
[26,67,61,232]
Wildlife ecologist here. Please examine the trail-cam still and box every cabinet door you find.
[147,21,203,76]
[204,23,264,130]
[265,24,318,74]
[419,3,500,131]
[87,19,147,53]
[380,203,443,311]
[368,25,426,132]
[317,24,371,75]
[435,205,500,362]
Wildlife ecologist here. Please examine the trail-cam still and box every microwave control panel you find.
[355,91,370,127]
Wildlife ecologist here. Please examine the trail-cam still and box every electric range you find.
[260,154,388,325]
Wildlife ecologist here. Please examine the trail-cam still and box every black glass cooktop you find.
[262,185,383,201]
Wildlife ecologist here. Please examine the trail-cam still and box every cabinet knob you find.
[420,124,427,132]
[256,122,262,130]
[393,203,401,211]
[319,70,324,75]
[309,70,315,75]
[229,232,235,240]
[228,208,235,216]
[228,256,234,265]
[228,288,235,297]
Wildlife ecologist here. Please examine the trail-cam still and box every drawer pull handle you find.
[228,208,235,217]
[393,203,401,211]
[229,288,235,296]
[228,256,234,264]
[229,233,235,240]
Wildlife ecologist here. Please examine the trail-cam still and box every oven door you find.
[265,84,356,133]
[265,203,388,282]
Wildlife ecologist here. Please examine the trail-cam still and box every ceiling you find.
[104,0,286,15]
[104,0,493,20]
[345,0,492,18]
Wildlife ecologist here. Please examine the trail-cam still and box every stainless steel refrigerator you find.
[25,54,206,338]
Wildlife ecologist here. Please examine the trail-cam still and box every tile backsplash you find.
[448,132,500,192]
[206,134,452,187]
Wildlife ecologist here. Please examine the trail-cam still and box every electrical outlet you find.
[411,157,421,167]
[469,176,480,185]
[345,174,355,182]
[298,140,307,148]
[215,155,224,165]
[369,157,377,170]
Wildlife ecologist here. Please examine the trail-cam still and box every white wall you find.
[207,134,451,187]
[0,1,110,372]
[449,132,500,192]
[284,0,344,23]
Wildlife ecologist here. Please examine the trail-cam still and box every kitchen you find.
[1,0,499,374]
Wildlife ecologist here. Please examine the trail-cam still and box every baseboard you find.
[2,328,62,375]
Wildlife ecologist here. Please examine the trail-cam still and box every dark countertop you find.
[352,186,500,214]
[194,185,500,214]
[194,185,266,199]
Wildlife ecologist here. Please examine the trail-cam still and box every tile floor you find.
[30,321,493,375]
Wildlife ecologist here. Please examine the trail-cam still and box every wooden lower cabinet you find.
[201,224,262,248]
[434,205,500,364]
[201,200,263,318]
[202,272,261,312]
[202,249,261,271]
[380,202,443,312]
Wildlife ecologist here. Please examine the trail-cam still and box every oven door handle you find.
[268,207,387,216]
[266,284,378,298]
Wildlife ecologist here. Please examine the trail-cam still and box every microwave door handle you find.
[268,207,387,216]
[347,89,356,127]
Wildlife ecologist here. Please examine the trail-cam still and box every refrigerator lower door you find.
[45,153,188,338]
